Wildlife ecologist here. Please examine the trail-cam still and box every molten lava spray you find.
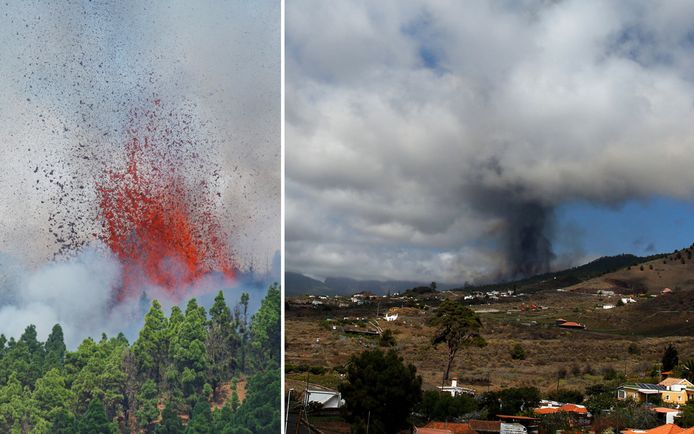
[96,101,235,300]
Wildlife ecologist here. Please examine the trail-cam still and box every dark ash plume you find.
[464,172,556,280]
[504,201,555,279]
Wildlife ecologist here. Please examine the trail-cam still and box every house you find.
[618,378,694,405]
[421,422,476,434]
[415,428,454,434]
[534,403,591,425]
[623,423,689,434]
[469,420,501,434]
[496,415,539,434]
[556,320,586,329]
[617,383,668,403]
[659,378,694,404]
[304,388,344,409]
[437,378,476,397]
[653,408,683,424]
[534,403,588,415]
[500,423,528,434]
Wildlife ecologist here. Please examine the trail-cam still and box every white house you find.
[384,313,398,322]
[304,388,344,409]
[437,379,475,397]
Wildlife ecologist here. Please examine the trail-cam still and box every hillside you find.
[460,253,666,294]
[285,272,334,295]
[285,242,694,395]
[287,252,672,297]
[286,273,462,296]
[566,246,694,294]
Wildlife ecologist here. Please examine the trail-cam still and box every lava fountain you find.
[96,100,235,300]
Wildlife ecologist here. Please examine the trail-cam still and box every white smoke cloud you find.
[0,242,273,348]
[286,0,694,283]
[0,244,129,347]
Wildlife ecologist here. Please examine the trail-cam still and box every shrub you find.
[510,344,526,360]
[602,367,619,381]
[379,330,397,347]
[583,364,595,376]
[628,343,641,355]
[309,366,326,375]
[571,364,582,377]
[547,389,584,404]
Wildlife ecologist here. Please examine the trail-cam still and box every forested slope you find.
[0,284,280,433]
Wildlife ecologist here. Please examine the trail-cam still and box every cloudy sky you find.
[287,0,694,284]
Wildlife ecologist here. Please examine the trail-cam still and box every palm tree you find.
[682,360,694,381]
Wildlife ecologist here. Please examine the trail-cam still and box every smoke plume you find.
[286,0,694,283]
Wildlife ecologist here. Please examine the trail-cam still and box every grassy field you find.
[285,288,694,394]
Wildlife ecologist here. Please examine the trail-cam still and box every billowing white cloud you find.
[287,0,694,283]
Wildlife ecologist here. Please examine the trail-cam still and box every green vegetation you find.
[429,301,486,380]
[419,390,476,421]
[339,349,422,434]
[510,343,526,360]
[662,344,679,372]
[479,387,541,418]
[462,253,667,294]
[379,329,397,347]
[0,284,280,433]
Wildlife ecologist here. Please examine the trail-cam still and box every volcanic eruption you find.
[38,99,238,303]
[95,100,236,300]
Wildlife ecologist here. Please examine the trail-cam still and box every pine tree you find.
[171,299,209,399]
[662,344,679,372]
[76,399,116,434]
[45,324,67,372]
[156,402,184,434]
[206,291,238,397]
[134,300,169,383]
[50,408,77,434]
[136,379,160,430]
[186,400,213,434]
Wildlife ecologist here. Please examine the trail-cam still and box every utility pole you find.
[285,389,293,433]
[366,410,371,434]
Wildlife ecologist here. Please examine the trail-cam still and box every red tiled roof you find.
[560,404,588,414]
[497,415,540,421]
[535,404,588,415]
[645,424,684,434]
[653,408,682,414]
[535,408,560,415]
[469,419,501,432]
[558,321,585,328]
[424,422,475,434]
[417,428,454,434]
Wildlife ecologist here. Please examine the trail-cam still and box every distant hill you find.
[461,253,667,294]
[286,251,680,297]
[285,274,464,296]
[285,272,334,295]
[566,245,694,294]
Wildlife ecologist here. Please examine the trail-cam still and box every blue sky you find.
[556,196,694,260]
